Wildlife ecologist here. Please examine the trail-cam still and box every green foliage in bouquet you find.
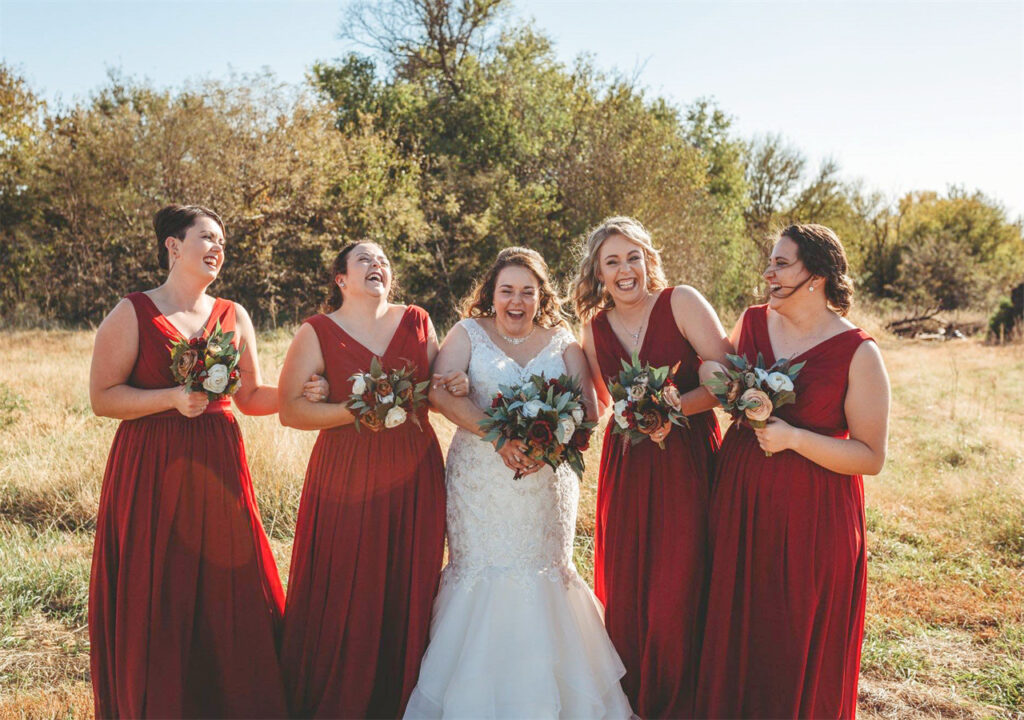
[346,355,430,432]
[168,321,242,400]
[480,373,596,479]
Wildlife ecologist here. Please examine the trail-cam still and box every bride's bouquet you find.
[480,374,596,479]
[168,321,242,399]
[346,356,429,432]
[607,351,689,449]
[702,352,804,456]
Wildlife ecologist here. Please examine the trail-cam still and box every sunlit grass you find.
[1,321,1022,718]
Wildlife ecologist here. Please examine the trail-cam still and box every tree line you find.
[2,0,1022,328]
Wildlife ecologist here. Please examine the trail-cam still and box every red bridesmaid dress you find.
[89,292,287,718]
[279,306,446,719]
[591,287,721,718]
[696,304,871,719]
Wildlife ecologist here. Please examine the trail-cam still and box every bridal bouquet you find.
[479,374,596,479]
[607,351,689,450]
[168,322,242,400]
[346,356,429,432]
[702,352,804,456]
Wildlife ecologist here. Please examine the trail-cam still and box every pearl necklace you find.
[498,325,535,345]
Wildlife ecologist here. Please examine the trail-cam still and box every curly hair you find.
[570,216,668,323]
[460,247,567,329]
[779,223,855,316]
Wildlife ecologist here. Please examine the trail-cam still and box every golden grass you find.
[0,318,1022,718]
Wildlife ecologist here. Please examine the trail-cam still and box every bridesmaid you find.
[695,223,890,718]
[573,216,732,718]
[88,204,325,718]
[278,241,464,718]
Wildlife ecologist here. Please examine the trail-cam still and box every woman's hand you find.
[432,371,470,397]
[173,388,209,418]
[753,416,800,454]
[494,438,542,477]
[649,419,672,445]
[302,374,329,402]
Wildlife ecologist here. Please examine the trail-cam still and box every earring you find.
[339,282,346,288]
[809,285,815,292]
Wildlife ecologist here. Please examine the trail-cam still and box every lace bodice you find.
[443,319,583,589]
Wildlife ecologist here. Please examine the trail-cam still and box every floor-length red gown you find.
[696,304,872,718]
[280,306,446,719]
[89,292,287,719]
[591,287,721,718]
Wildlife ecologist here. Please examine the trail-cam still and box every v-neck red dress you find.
[89,292,287,719]
[696,304,873,719]
[591,288,722,718]
[280,307,446,719]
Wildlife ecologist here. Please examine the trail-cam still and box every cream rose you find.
[741,388,773,423]
[662,384,682,411]
[628,383,646,401]
[384,406,407,428]
[766,372,794,393]
[350,374,367,395]
[202,364,230,394]
[613,399,629,428]
[571,406,585,425]
[555,417,576,445]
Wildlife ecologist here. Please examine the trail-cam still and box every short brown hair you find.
[461,247,567,329]
[153,204,225,270]
[779,223,854,315]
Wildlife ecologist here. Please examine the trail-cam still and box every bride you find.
[405,247,631,719]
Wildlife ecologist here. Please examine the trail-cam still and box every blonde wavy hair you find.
[571,216,668,322]
[461,247,568,329]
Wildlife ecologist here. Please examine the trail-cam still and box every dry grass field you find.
[0,319,1022,719]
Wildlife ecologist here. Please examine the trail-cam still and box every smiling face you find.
[763,235,814,309]
[337,242,392,301]
[596,233,649,304]
[492,264,540,337]
[166,216,226,282]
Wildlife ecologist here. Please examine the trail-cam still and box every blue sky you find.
[1,0,1021,218]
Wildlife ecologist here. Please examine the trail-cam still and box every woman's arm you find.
[231,303,277,416]
[671,285,735,415]
[90,299,208,420]
[754,340,890,475]
[581,321,612,419]
[428,325,487,434]
[563,341,600,423]
[278,323,357,430]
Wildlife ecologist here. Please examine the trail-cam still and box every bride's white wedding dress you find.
[405,319,631,719]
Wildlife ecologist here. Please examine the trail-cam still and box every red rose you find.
[527,420,554,448]
[491,395,503,409]
[570,430,591,451]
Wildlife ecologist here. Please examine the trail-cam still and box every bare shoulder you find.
[98,297,138,334]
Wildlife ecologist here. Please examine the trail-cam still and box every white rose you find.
[571,406,585,425]
[555,417,576,445]
[350,374,367,395]
[378,393,395,404]
[628,383,646,401]
[754,367,771,386]
[636,373,650,386]
[202,364,229,394]
[766,372,794,393]
[613,399,629,428]
[384,406,407,428]
[523,399,546,418]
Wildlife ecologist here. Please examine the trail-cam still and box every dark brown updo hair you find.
[779,223,854,316]
[153,204,225,270]
[461,247,567,329]
[323,241,396,311]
